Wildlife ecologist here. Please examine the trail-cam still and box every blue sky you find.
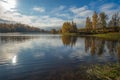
[0,0,120,29]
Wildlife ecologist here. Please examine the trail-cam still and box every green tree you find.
[92,11,98,29]
[108,20,113,27]
[110,13,119,27]
[99,12,108,28]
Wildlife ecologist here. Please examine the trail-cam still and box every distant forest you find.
[0,23,45,33]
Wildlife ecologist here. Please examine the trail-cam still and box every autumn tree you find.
[51,29,57,34]
[62,21,77,33]
[90,38,96,55]
[92,11,98,29]
[85,16,92,29]
[58,29,62,33]
[61,35,77,47]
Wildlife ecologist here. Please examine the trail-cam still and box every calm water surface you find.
[0,33,120,80]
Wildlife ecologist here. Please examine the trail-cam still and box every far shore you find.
[61,32,120,40]
[1,32,120,40]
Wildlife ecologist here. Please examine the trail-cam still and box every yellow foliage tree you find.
[62,21,77,33]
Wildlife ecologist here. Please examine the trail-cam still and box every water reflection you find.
[0,36,36,43]
[61,36,120,61]
[0,35,35,65]
[12,55,17,64]
[0,34,120,80]
[84,37,105,56]
[84,37,120,61]
[61,35,77,47]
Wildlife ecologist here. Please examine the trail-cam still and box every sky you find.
[0,0,120,29]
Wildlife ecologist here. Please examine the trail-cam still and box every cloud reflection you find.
[0,35,120,66]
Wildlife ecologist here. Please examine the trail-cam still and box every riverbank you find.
[92,32,120,40]
[45,63,120,80]
[61,33,79,36]
[62,32,120,40]
[87,63,120,80]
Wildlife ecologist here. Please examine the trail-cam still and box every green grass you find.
[44,63,120,80]
[61,33,79,36]
[87,63,120,80]
[93,32,120,40]
[61,32,120,40]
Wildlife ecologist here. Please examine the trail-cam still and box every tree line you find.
[51,12,120,34]
[0,23,46,33]
[81,12,120,33]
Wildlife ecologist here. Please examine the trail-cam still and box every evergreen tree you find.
[99,12,108,28]
[110,13,119,27]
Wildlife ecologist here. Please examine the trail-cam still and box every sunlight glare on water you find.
[12,55,17,64]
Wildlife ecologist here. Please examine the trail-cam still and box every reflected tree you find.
[85,37,106,56]
[85,37,120,60]
[61,35,77,47]
[117,42,120,61]
[106,40,117,55]
[0,36,34,43]
[84,37,91,52]
[97,39,105,56]
[90,38,96,56]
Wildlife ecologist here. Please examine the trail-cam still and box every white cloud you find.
[73,18,86,27]
[100,3,120,15]
[70,6,87,14]
[0,0,17,11]
[100,3,115,10]
[70,6,93,18]
[57,5,65,10]
[33,16,65,28]
[0,1,66,29]
[69,6,93,27]
[0,0,120,30]
[56,13,72,19]
[50,5,73,20]
[33,7,45,13]
[99,3,120,21]
[51,5,65,13]
[0,10,65,29]
[0,0,84,29]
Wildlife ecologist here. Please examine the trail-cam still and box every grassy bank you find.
[87,63,120,80]
[43,63,120,80]
[93,32,120,40]
[61,32,120,40]
[61,33,79,36]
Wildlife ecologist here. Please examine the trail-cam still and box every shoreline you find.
[61,32,120,40]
